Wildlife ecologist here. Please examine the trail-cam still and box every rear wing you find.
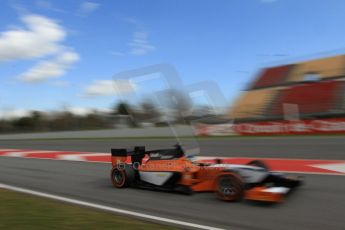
[110,145,185,167]
[111,147,145,167]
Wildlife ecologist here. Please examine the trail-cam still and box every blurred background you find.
[2,1,345,230]
[1,0,345,137]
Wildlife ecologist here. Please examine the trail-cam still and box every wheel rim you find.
[113,169,125,186]
[219,177,237,196]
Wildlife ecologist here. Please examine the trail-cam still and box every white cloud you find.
[18,51,79,83]
[35,0,52,9]
[67,107,93,116]
[35,0,66,13]
[111,18,155,57]
[63,107,111,115]
[0,107,111,119]
[0,14,79,84]
[84,80,137,96]
[129,31,155,55]
[1,108,31,119]
[10,2,29,15]
[78,2,99,14]
[62,106,111,115]
[0,14,65,61]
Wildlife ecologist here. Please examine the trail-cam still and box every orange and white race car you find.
[110,145,302,202]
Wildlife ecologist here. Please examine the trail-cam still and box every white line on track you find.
[0,183,224,230]
[57,153,108,161]
[309,163,345,174]
[4,150,57,157]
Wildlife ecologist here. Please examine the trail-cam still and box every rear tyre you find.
[111,164,135,188]
[215,174,244,202]
[247,160,269,171]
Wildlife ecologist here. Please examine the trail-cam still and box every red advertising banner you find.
[194,118,345,136]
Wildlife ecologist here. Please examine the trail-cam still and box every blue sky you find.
[1,0,345,116]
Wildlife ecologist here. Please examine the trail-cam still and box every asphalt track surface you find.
[1,137,345,229]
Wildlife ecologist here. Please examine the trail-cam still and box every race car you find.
[110,145,302,202]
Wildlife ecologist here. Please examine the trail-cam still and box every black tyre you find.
[247,160,269,171]
[111,164,135,188]
[215,174,244,202]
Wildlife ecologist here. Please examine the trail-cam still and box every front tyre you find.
[215,174,244,202]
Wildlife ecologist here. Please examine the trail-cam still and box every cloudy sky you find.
[1,0,345,116]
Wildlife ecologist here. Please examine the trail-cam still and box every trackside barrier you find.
[194,118,345,136]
